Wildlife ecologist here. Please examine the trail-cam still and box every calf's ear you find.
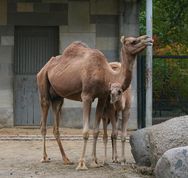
[120,36,125,44]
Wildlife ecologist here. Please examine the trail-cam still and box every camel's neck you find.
[119,48,136,91]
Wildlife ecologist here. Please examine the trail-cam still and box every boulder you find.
[129,128,151,166]
[130,115,188,167]
[155,146,188,178]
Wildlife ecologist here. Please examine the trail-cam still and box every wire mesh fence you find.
[137,55,188,127]
[153,55,188,119]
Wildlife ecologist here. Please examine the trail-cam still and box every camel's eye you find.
[131,40,137,45]
[118,90,122,95]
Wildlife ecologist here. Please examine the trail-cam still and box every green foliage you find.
[139,0,188,47]
[153,59,188,100]
[139,0,188,113]
[153,58,188,113]
[154,0,188,46]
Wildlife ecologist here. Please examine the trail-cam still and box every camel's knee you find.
[83,131,89,140]
[121,136,126,142]
[93,131,99,139]
[111,131,118,140]
[103,133,108,143]
[53,128,60,139]
[53,127,60,139]
[41,127,47,136]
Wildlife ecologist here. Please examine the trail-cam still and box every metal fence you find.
[153,55,188,119]
[137,55,188,127]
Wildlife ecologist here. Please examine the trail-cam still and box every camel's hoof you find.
[41,157,50,163]
[90,161,103,168]
[76,160,88,170]
[112,159,120,164]
[64,161,74,165]
[120,159,126,166]
[64,158,74,165]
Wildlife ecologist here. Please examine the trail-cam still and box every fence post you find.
[145,0,153,127]
[137,55,146,128]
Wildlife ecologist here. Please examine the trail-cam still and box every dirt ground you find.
[0,128,154,178]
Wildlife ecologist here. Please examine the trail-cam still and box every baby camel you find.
[102,62,131,165]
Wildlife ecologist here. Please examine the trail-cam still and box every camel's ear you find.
[120,36,125,44]
[119,88,123,95]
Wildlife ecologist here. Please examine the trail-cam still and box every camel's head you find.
[109,82,123,104]
[120,35,153,55]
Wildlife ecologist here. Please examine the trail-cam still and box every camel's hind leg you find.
[40,97,50,163]
[37,70,51,163]
[51,98,71,164]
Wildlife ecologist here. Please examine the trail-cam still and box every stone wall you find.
[0,0,14,127]
[0,0,139,129]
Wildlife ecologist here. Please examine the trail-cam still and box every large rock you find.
[130,115,188,167]
[129,128,151,166]
[155,146,188,178]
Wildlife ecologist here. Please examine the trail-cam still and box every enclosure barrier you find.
[137,55,188,128]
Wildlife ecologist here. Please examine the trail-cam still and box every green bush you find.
[153,58,188,113]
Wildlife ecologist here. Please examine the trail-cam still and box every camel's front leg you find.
[76,95,92,170]
[111,111,119,163]
[120,109,130,165]
[91,98,106,167]
[102,117,108,164]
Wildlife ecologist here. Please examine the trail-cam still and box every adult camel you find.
[91,37,153,167]
[37,35,153,170]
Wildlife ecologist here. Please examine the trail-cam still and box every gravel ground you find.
[0,128,154,178]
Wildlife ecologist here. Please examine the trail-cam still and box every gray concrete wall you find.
[0,1,14,127]
[0,0,139,129]
[119,0,141,129]
[59,0,119,60]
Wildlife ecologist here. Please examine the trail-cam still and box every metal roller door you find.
[14,26,59,126]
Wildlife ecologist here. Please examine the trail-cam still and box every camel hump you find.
[62,41,89,58]
[72,41,89,48]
